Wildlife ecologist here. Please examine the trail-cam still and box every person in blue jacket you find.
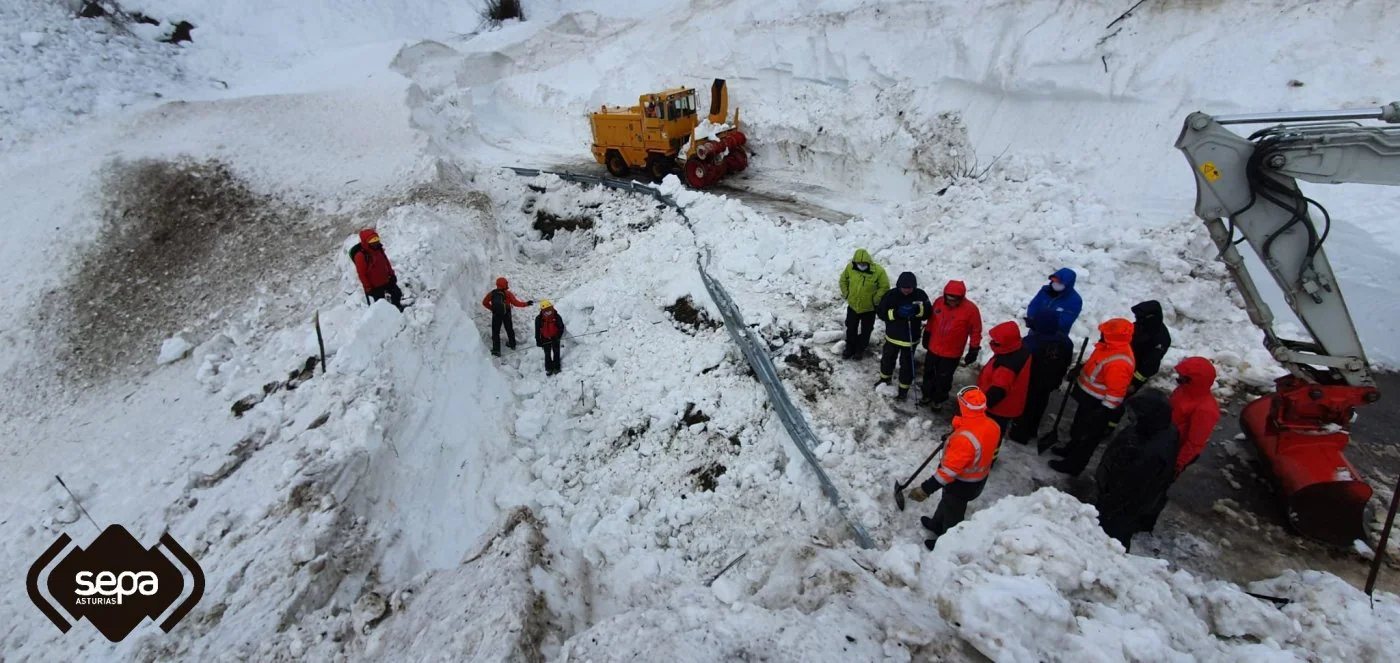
[1026,267,1082,333]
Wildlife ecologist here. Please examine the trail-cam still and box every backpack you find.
[490,289,507,315]
[541,313,560,339]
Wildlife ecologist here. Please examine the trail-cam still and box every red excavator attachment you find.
[1241,376,1380,545]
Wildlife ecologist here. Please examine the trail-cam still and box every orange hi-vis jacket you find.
[931,388,1002,485]
[1077,318,1136,409]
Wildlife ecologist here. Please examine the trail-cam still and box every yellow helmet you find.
[539,299,553,309]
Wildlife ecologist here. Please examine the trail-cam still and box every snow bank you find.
[562,488,1400,662]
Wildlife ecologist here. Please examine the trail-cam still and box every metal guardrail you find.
[506,167,874,549]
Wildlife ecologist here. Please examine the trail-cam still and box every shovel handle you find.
[898,439,947,491]
[1052,337,1091,424]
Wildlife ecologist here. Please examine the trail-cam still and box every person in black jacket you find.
[1107,300,1173,432]
[1094,389,1179,552]
[875,272,931,401]
[1009,308,1074,443]
[535,300,567,375]
[1127,300,1171,391]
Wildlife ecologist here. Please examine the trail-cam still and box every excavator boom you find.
[1175,103,1399,544]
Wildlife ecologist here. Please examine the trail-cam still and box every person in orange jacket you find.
[918,280,983,408]
[906,386,1002,550]
[976,321,1034,431]
[1050,318,1135,476]
[482,277,532,356]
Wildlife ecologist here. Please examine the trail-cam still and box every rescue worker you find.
[1136,356,1222,533]
[917,280,982,408]
[1127,300,1173,393]
[875,272,931,401]
[535,300,567,375]
[906,386,1001,550]
[976,321,1034,431]
[1049,318,1135,476]
[1106,299,1174,433]
[1093,389,1179,552]
[1169,356,1220,476]
[838,248,890,359]
[1009,308,1074,444]
[481,277,533,356]
[1026,267,1083,333]
[349,229,404,310]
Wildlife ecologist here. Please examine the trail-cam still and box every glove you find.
[907,486,929,502]
[1066,363,1083,383]
[962,346,980,366]
[897,303,915,318]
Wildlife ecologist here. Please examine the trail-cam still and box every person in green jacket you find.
[839,248,889,359]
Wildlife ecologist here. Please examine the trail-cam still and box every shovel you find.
[1037,337,1090,455]
[894,435,949,511]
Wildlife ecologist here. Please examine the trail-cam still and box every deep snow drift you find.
[4,0,1400,661]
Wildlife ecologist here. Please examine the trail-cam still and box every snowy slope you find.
[4,0,1400,661]
[429,0,1400,366]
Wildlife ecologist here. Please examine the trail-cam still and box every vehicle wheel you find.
[725,150,748,173]
[685,159,709,188]
[605,151,629,178]
[647,155,674,182]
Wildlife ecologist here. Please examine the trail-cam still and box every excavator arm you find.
[1175,103,1400,544]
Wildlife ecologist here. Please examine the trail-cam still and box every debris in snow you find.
[157,336,194,365]
[353,592,390,632]
[665,296,720,331]
[533,209,595,240]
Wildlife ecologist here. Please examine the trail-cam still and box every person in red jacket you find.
[1169,357,1220,476]
[349,229,403,310]
[482,277,532,356]
[918,280,983,408]
[1138,356,1221,533]
[976,321,1034,431]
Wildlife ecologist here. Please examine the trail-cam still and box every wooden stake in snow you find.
[54,475,101,534]
[314,310,328,373]
[1365,474,1400,605]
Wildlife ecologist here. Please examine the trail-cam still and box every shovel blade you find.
[894,480,906,511]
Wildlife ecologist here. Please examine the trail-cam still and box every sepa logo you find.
[27,525,204,642]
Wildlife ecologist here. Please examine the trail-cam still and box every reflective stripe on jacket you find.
[1078,352,1135,408]
[933,425,1001,484]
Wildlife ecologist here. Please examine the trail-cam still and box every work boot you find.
[895,388,909,401]
[1048,458,1079,476]
[507,341,517,350]
[917,395,933,407]
[1051,446,1069,458]
[842,348,856,360]
[491,348,501,357]
[924,538,938,551]
[874,377,891,389]
[920,516,940,532]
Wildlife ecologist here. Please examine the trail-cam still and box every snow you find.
[2,0,1400,660]
[156,336,193,364]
